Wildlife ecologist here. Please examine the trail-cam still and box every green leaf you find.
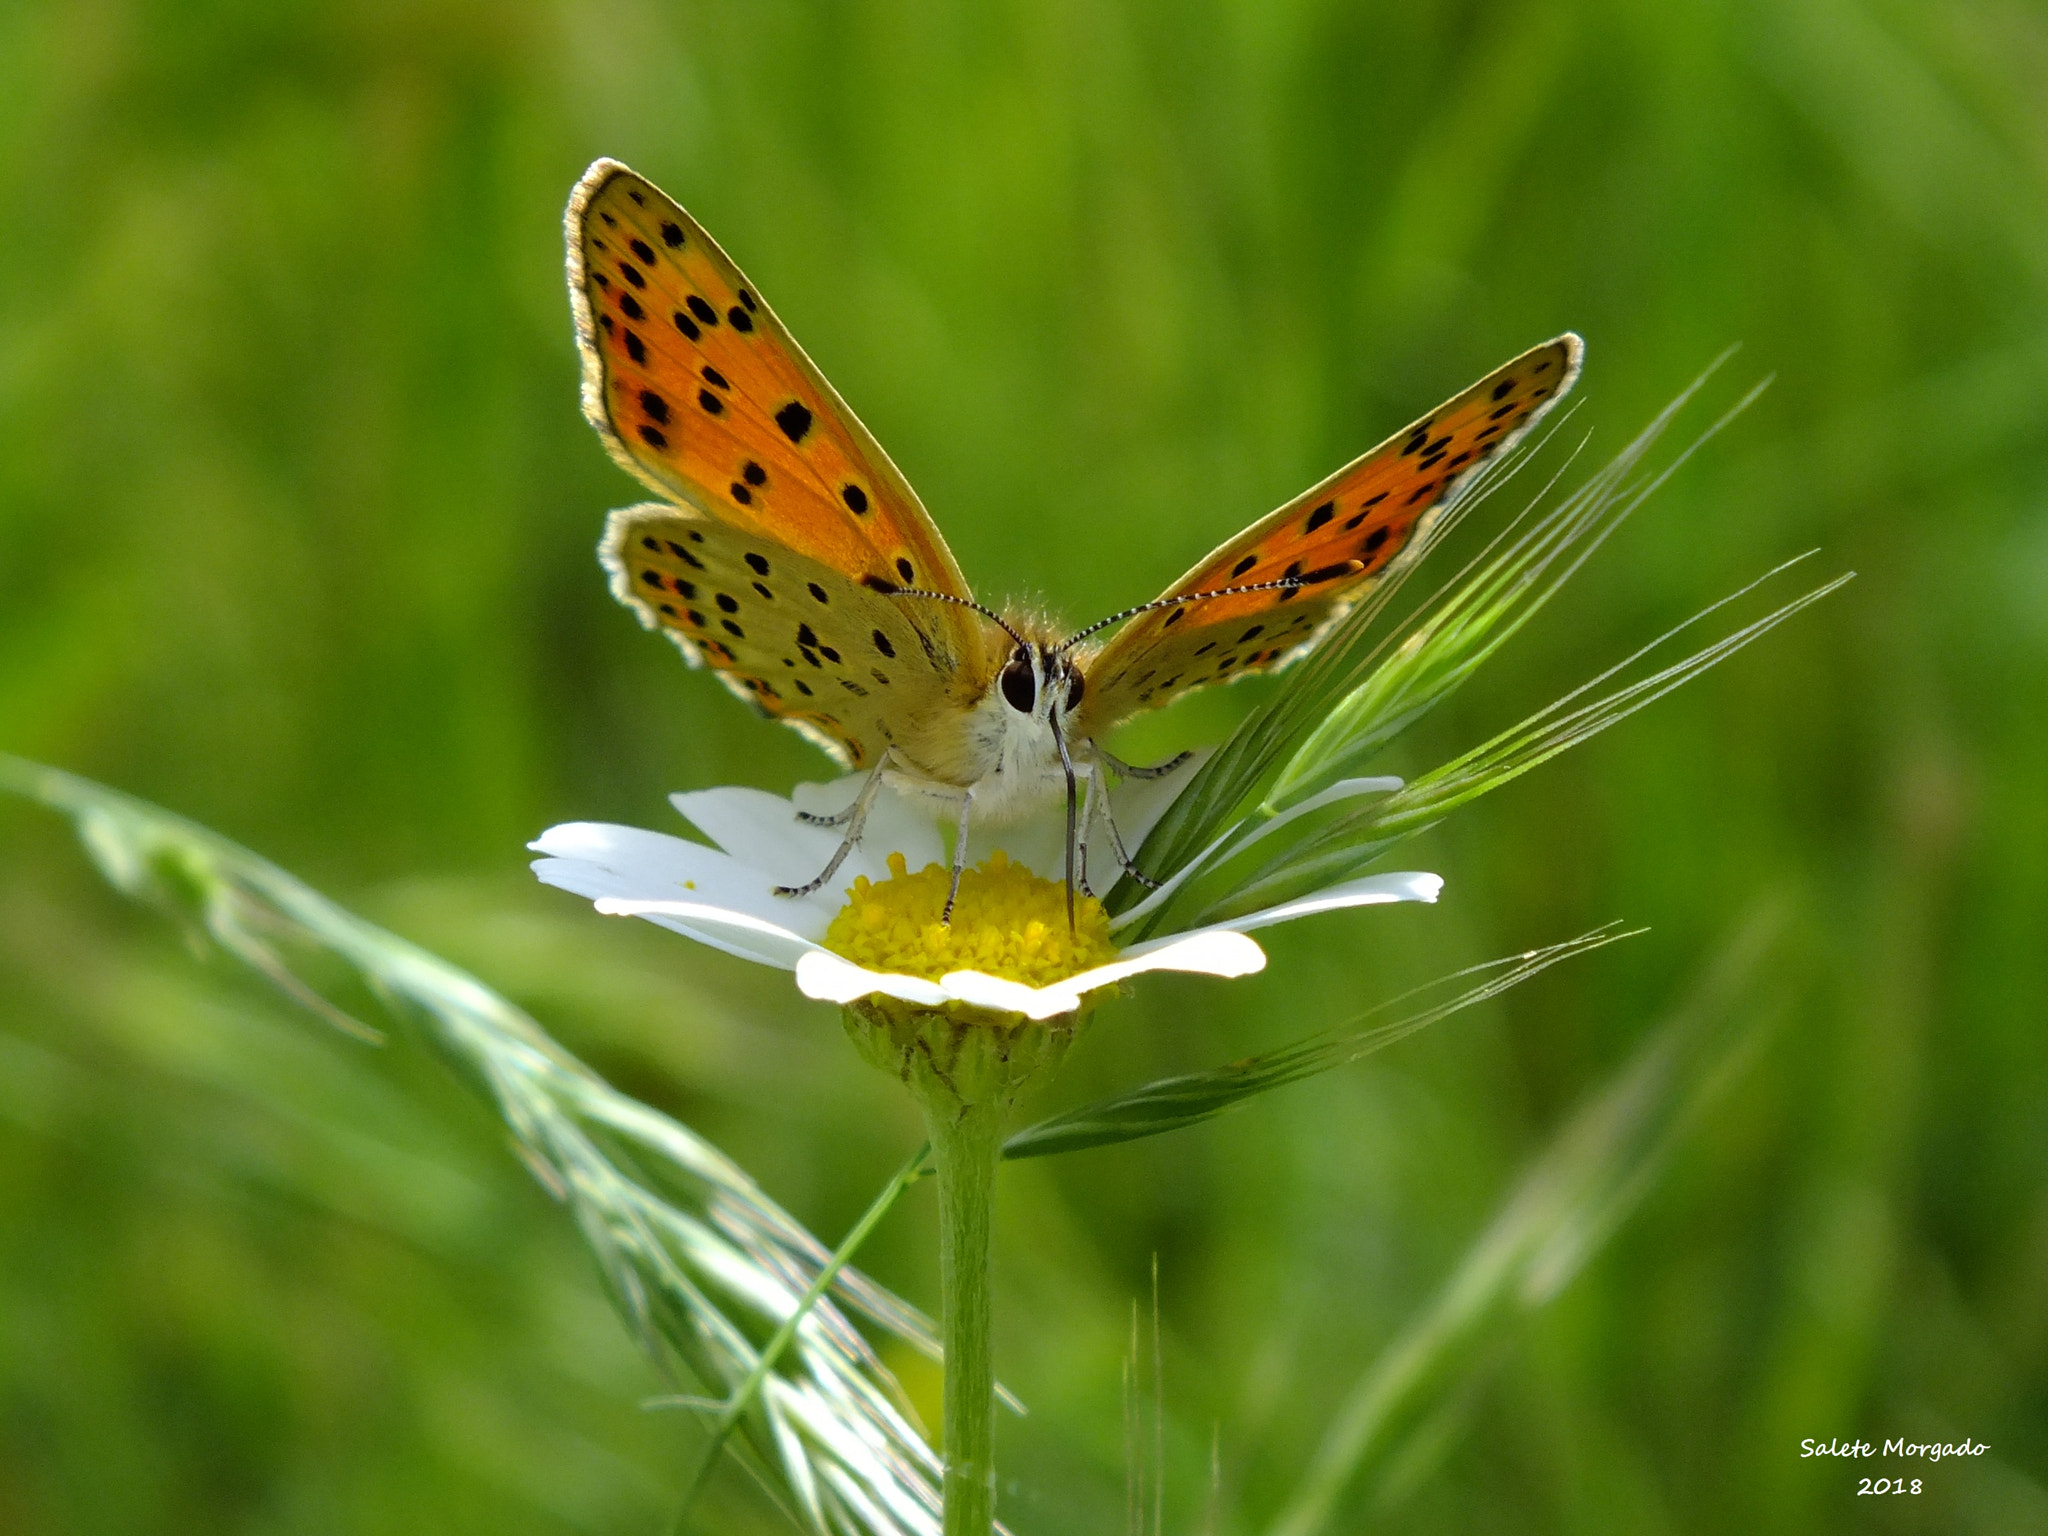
[1004,926,1634,1161]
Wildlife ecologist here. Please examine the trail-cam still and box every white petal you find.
[668,785,859,886]
[790,776,949,877]
[673,779,950,894]
[793,950,950,1007]
[1194,869,1444,938]
[1110,747,1212,850]
[933,970,1069,1018]
[1104,820,1239,935]
[1215,776,1406,865]
[970,749,1211,884]
[589,896,824,970]
[529,821,840,936]
[1106,776,1406,934]
[934,929,1268,1022]
[1053,927,1267,991]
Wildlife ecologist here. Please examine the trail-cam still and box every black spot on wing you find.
[775,401,814,443]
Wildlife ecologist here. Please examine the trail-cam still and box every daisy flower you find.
[528,761,1441,1026]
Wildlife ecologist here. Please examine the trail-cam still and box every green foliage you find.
[1113,368,1852,936]
[4,0,2046,1531]
[1004,927,1635,1160]
[1264,910,1784,1536]
[1,756,944,1533]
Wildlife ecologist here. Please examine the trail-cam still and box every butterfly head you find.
[997,638,1086,731]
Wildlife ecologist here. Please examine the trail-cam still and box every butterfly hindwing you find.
[1079,335,1581,733]
[604,505,962,770]
[567,160,988,708]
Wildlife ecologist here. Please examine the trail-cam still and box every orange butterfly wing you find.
[1079,335,1581,732]
[567,159,988,761]
[601,504,960,770]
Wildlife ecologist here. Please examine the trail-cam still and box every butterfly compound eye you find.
[1000,652,1037,713]
[1065,671,1085,711]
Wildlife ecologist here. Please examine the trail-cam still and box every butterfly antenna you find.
[1055,561,1365,653]
[861,577,1030,649]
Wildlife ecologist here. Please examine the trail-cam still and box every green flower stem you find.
[925,1095,1004,1535]
[841,999,1085,1534]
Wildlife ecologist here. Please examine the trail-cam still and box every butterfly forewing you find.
[1079,335,1581,733]
[604,505,961,770]
[567,160,987,694]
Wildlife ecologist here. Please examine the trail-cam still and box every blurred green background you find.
[3,0,2045,1530]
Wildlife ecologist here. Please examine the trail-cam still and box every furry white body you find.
[886,657,1085,825]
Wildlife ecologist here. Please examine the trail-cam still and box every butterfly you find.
[567,159,1581,923]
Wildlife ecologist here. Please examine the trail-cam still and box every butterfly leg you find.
[1082,758,1163,890]
[941,787,975,925]
[1096,746,1194,781]
[795,803,856,828]
[772,750,899,900]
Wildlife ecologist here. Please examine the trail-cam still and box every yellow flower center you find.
[824,849,1118,986]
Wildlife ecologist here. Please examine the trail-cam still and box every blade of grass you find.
[1122,401,1588,902]
[1004,926,1632,1160]
[1171,562,1851,930]
[1262,907,1784,1536]
[672,1141,932,1529]
[1267,371,1768,809]
[1128,354,1751,904]
[1,755,943,1535]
